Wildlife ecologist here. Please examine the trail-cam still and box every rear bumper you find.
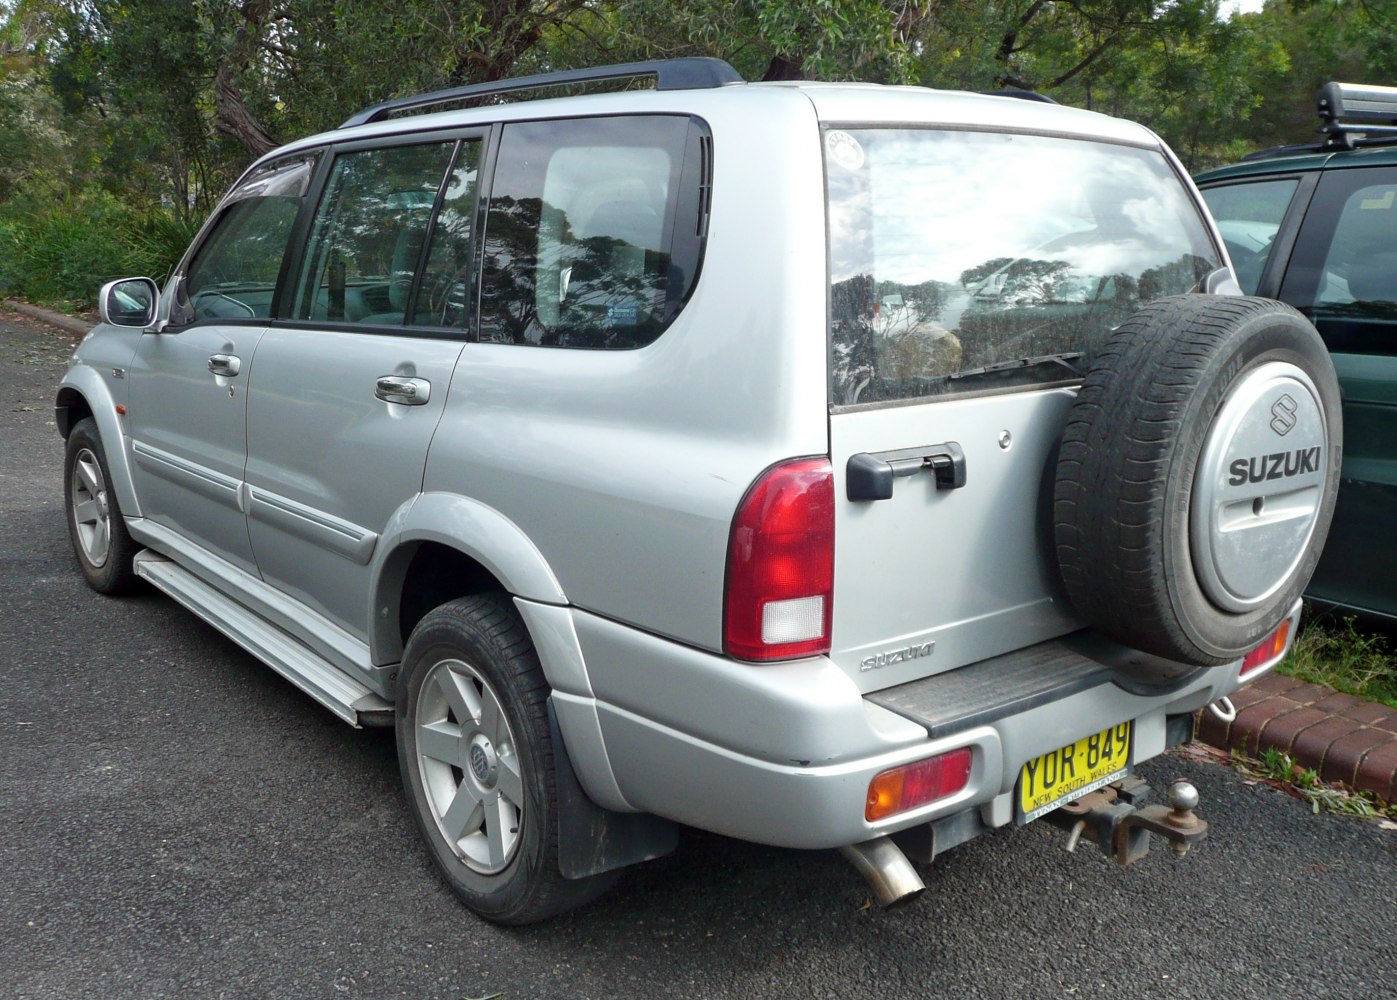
[572,610,1248,850]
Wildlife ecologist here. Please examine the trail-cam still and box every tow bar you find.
[1045,777,1208,865]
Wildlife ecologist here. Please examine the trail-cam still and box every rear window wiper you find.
[947,352,1084,383]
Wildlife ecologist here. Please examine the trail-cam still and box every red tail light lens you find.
[1241,619,1292,676]
[724,457,834,661]
[866,748,974,821]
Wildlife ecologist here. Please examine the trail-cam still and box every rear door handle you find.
[375,376,431,406]
[207,354,241,377]
[847,442,967,501]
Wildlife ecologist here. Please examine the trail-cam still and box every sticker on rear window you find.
[826,130,865,171]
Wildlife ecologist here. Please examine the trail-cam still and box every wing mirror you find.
[98,277,160,328]
[1200,266,1243,297]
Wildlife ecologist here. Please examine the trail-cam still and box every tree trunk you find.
[214,0,279,159]
[215,61,278,159]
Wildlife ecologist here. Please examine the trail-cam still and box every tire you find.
[395,593,616,924]
[63,417,141,595]
[1054,295,1342,665]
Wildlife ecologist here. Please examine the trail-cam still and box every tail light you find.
[1241,618,1292,677]
[724,457,834,661]
[865,748,974,821]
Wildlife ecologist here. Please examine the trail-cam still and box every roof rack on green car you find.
[1243,81,1397,162]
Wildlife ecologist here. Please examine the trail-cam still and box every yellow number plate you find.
[1017,721,1133,823]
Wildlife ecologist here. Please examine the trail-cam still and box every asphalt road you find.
[2,312,1394,1000]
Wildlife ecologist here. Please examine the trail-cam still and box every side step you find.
[134,551,394,728]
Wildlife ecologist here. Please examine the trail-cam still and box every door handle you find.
[207,354,241,377]
[375,376,431,406]
[847,442,967,501]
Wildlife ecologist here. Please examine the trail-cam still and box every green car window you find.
[1199,179,1300,295]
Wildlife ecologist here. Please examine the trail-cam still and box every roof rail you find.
[340,58,744,129]
[1317,81,1397,151]
[982,88,1057,105]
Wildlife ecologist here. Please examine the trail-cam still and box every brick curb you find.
[2,298,93,337]
[1195,671,1397,803]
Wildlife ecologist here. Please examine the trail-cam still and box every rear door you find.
[822,126,1223,691]
[243,132,485,638]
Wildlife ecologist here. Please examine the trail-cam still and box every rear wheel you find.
[395,593,616,924]
[63,417,140,594]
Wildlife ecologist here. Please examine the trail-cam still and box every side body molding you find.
[368,491,568,666]
[55,367,142,517]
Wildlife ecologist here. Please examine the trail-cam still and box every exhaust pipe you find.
[838,836,926,908]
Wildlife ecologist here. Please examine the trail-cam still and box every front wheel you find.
[395,594,616,924]
[63,417,140,594]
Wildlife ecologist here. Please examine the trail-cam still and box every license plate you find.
[1016,721,1133,823]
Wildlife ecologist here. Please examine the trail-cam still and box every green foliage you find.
[1280,616,1397,711]
[3,0,1397,310]
[0,192,199,306]
[1244,748,1393,816]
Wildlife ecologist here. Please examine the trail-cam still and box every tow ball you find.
[1045,777,1208,865]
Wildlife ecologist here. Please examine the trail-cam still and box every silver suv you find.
[57,59,1342,923]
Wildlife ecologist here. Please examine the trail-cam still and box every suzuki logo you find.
[1270,394,1298,436]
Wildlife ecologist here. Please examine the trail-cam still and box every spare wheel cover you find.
[1190,361,1328,612]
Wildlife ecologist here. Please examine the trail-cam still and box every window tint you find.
[1199,179,1299,294]
[293,142,455,326]
[1312,181,1397,318]
[412,140,482,328]
[478,116,704,349]
[1282,168,1397,356]
[182,156,316,322]
[826,128,1220,405]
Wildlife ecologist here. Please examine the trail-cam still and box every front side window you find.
[1199,178,1300,294]
[478,115,706,350]
[1311,181,1397,320]
[181,155,316,322]
[1281,168,1397,356]
[292,142,456,326]
[827,128,1221,405]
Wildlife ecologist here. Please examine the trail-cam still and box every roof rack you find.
[341,58,744,129]
[1317,81,1397,151]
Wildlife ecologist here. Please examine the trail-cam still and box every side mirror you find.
[1200,266,1243,297]
[99,277,160,328]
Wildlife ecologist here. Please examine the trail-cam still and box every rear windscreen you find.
[826,128,1221,406]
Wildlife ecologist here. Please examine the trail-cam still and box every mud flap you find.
[548,699,679,879]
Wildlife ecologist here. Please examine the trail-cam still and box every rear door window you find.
[291,141,456,327]
[477,115,708,349]
[826,128,1220,406]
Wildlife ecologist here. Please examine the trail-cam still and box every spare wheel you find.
[1054,295,1342,666]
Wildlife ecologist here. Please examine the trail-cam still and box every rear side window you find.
[1199,179,1300,294]
[478,115,707,350]
[826,128,1221,405]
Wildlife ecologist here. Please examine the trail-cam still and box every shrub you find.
[0,193,201,309]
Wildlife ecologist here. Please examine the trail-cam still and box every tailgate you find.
[830,389,1081,692]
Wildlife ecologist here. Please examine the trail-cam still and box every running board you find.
[134,551,394,728]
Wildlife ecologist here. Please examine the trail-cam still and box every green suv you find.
[1197,82,1397,623]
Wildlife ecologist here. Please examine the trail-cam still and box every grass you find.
[1278,614,1397,711]
[1239,747,1395,819]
